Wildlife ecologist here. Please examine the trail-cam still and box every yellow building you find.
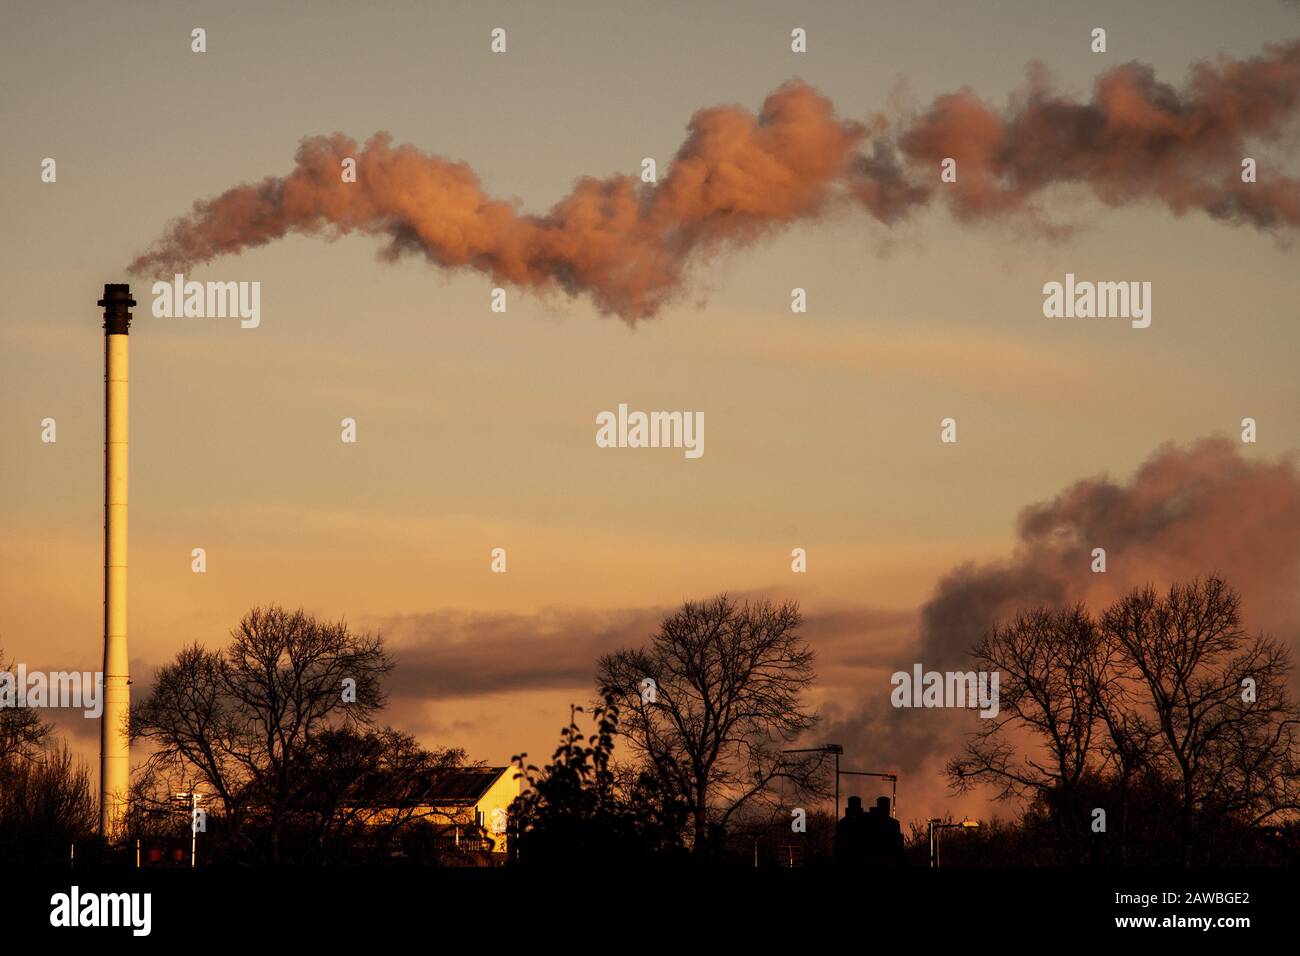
[424,766,523,853]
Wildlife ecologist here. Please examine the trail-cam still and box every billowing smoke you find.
[825,437,1300,814]
[885,41,1300,232]
[919,437,1300,670]
[128,82,863,320]
[129,40,1300,320]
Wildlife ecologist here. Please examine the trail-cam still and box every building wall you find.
[475,768,524,852]
[362,768,525,853]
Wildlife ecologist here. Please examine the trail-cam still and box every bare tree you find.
[597,595,822,852]
[132,606,394,862]
[950,577,1300,865]
[1088,621,1161,864]
[0,647,91,864]
[1101,577,1300,864]
[0,743,97,864]
[948,605,1102,860]
[0,648,51,765]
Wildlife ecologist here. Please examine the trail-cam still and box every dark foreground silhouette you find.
[835,796,905,867]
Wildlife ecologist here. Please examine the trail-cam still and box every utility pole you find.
[173,790,205,867]
[782,744,843,818]
[928,818,980,867]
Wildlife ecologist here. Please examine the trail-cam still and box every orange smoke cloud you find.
[918,436,1300,672]
[129,40,1300,320]
[128,82,863,320]
[892,40,1300,230]
[823,436,1300,812]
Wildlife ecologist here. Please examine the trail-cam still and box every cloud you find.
[379,605,669,702]
[378,598,915,703]
[823,437,1300,814]
[919,436,1300,670]
[723,320,1102,403]
[371,438,1300,795]
[93,439,1298,818]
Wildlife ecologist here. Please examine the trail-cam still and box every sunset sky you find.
[2,0,1300,822]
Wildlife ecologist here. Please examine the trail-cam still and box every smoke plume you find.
[825,437,1300,812]
[130,40,1300,320]
[919,436,1300,671]
[129,83,862,320]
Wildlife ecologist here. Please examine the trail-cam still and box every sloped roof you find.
[424,766,509,804]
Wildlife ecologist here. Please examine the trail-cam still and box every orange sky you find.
[2,0,1300,824]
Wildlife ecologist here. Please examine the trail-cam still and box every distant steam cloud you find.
[826,437,1300,806]
[918,436,1300,671]
[354,439,1299,818]
[130,40,1300,321]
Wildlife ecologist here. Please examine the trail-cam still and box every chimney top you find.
[98,283,135,335]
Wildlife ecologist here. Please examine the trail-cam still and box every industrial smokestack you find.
[98,283,133,841]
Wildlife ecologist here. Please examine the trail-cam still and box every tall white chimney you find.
[98,283,133,840]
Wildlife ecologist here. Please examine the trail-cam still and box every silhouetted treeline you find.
[4,581,1297,867]
[948,577,1300,865]
[907,797,1300,867]
[509,581,1300,867]
[0,744,98,865]
[128,607,485,865]
[0,648,99,865]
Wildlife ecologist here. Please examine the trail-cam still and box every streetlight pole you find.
[928,818,980,867]
[173,790,205,868]
[782,744,843,818]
